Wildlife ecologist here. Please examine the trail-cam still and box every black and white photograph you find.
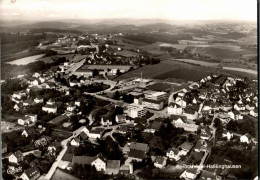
[0,0,258,179]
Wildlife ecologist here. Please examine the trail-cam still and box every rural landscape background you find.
[0,0,258,180]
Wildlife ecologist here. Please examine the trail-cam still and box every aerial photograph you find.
[0,0,258,179]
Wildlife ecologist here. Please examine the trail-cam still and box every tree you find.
[213,118,222,128]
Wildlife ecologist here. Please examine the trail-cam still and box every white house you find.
[18,117,31,126]
[168,103,183,115]
[166,148,180,161]
[9,150,23,164]
[42,104,57,114]
[115,114,126,123]
[91,157,106,171]
[25,114,37,123]
[70,138,80,146]
[20,166,40,180]
[88,128,104,139]
[180,169,198,180]
[240,133,251,144]
[34,97,44,104]
[21,130,29,137]
[250,109,258,117]
[222,130,233,141]
[67,102,76,112]
[154,156,167,169]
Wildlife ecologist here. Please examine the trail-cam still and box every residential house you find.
[88,128,104,139]
[42,104,57,114]
[25,114,37,123]
[20,166,40,180]
[183,107,199,120]
[71,155,106,171]
[101,114,113,127]
[23,99,34,107]
[115,114,127,123]
[175,98,188,108]
[75,97,85,106]
[18,116,31,126]
[228,110,243,120]
[172,116,198,132]
[128,142,149,162]
[168,103,183,115]
[250,109,258,117]
[70,138,80,146]
[194,140,208,152]
[48,115,69,124]
[144,121,162,133]
[154,156,167,169]
[178,142,194,156]
[21,129,29,137]
[9,150,23,164]
[180,168,198,180]
[246,103,255,111]
[166,148,180,161]
[240,133,251,144]
[106,160,120,175]
[67,102,76,112]
[200,126,212,140]
[222,130,233,141]
[46,99,55,105]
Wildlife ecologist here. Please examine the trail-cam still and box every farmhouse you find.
[106,160,120,175]
[20,166,40,180]
[9,150,23,164]
[154,156,167,169]
[72,155,106,171]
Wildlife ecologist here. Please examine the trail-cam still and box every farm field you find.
[114,59,217,82]
[116,50,139,57]
[37,54,75,63]
[6,54,45,65]
[146,83,172,92]
[174,59,219,67]
[154,68,212,81]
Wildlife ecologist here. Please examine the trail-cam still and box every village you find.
[1,39,258,180]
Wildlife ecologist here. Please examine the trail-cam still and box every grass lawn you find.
[146,83,172,91]
[51,168,79,180]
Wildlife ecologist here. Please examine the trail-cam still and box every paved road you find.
[44,126,85,180]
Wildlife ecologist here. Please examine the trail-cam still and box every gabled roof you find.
[128,149,146,159]
[166,148,179,155]
[107,160,120,169]
[130,142,149,152]
[24,166,40,179]
[169,103,181,108]
[79,131,88,140]
[48,115,69,124]
[178,142,194,151]
[154,156,166,165]
[147,121,162,131]
[13,150,23,160]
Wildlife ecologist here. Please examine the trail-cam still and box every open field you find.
[116,50,139,57]
[146,83,172,91]
[6,54,45,65]
[174,59,219,67]
[114,60,218,82]
[154,68,212,81]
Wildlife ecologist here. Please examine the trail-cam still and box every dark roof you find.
[107,160,120,169]
[89,128,104,134]
[48,115,69,124]
[169,102,181,108]
[79,131,88,140]
[178,142,194,151]
[154,156,166,165]
[142,98,163,105]
[14,150,23,160]
[130,142,149,152]
[24,166,40,179]
[128,149,146,159]
[166,148,179,155]
[148,121,162,131]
